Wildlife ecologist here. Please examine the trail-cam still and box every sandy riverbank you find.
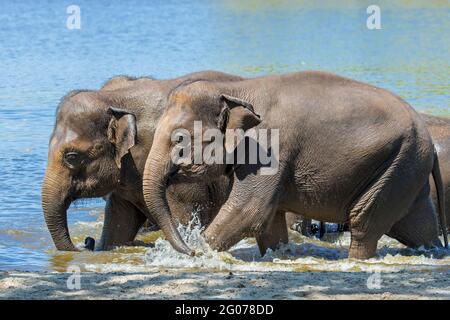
[1,270,449,300]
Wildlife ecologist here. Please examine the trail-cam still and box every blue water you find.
[0,1,449,271]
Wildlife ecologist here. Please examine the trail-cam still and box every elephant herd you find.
[42,70,449,260]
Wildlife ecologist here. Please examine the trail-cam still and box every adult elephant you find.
[42,71,241,252]
[142,71,448,259]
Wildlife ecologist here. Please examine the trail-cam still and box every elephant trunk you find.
[142,146,194,256]
[42,169,78,251]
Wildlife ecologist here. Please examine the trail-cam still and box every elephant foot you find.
[203,229,233,252]
[348,238,377,259]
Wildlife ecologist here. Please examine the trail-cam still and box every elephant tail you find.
[432,147,448,248]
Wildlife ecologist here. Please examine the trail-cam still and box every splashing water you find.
[3,207,449,273]
[144,209,235,271]
[139,211,450,274]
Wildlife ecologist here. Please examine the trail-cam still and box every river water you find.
[0,1,449,273]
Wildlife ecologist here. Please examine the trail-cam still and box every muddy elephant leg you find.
[256,210,289,255]
[387,184,442,248]
[97,193,147,250]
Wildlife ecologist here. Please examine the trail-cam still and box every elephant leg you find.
[285,212,298,230]
[97,193,147,250]
[256,210,289,255]
[387,184,442,248]
[430,175,450,232]
[318,221,326,239]
[348,148,428,259]
[204,181,282,253]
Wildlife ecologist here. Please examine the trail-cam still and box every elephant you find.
[287,113,450,237]
[421,113,450,229]
[142,70,448,259]
[42,71,242,252]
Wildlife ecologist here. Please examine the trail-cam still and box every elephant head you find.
[142,81,261,255]
[42,90,137,251]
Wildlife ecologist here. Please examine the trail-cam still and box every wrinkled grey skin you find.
[143,71,447,259]
[288,113,450,235]
[423,114,450,229]
[42,71,240,252]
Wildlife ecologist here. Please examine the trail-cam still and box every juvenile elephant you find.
[42,71,241,252]
[142,71,447,259]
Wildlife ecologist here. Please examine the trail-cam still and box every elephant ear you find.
[218,94,262,158]
[218,94,261,132]
[107,107,137,168]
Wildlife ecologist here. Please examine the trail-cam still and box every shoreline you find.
[1,269,449,300]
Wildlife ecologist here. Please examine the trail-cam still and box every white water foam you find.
[61,209,450,274]
[139,212,450,274]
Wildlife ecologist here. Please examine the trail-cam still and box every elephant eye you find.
[64,151,83,168]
